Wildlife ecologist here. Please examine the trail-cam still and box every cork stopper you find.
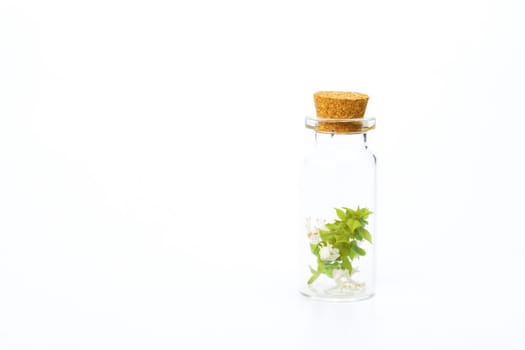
[311,91,372,134]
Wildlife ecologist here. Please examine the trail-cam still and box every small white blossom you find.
[319,244,339,261]
[315,218,326,229]
[305,217,326,231]
[307,229,321,244]
[305,217,312,230]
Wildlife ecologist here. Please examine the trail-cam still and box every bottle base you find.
[300,285,375,303]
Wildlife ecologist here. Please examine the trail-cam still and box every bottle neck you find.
[314,132,368,150]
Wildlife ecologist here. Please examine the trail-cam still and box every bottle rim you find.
[305,116,376,134]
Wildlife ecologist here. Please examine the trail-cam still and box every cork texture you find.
[313,91,369,133]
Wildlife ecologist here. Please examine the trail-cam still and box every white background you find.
[1,0,524,349]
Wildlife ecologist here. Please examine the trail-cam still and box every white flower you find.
[304,217,313,231]
[315,218,324,228]
[305,217,326,231]
[319,244,339,261]
[307,229,321,244]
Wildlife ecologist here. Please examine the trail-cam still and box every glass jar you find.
[301,113,377,302]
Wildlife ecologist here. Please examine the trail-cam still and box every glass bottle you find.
[301,91,377,302]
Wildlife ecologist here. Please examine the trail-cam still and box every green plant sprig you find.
[308,207,373,285]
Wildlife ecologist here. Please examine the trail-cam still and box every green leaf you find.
[336,208,346,220]
[325,223,338,231]
[345,208,356,218]
[356,207,373,219]
[310,243,320,255]
[359,228,372,243]
[308,263,324,284]
[335,228,351,242]
[334,241,351,256]
[319,230,332,242]
[308,272,321,284]
[341,256,353,274]
[325,237,336,245]
[351,244,366,256]
[346,218,362,232]
[348,241,358,259]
